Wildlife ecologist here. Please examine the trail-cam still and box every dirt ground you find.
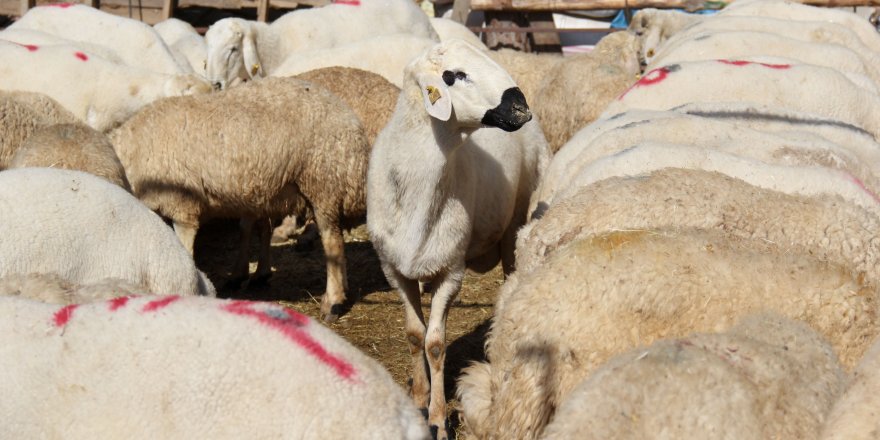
[193,219,502,437]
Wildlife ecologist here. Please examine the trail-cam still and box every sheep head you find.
[407,39,531,132]
[204,18,263,90]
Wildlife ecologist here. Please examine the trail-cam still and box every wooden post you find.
[161,0,177,20]
[20,0,35,17]
[257,0,269,22]
[528,11,561,52]
[484,11,530,51]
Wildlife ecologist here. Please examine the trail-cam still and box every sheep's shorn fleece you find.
[10,123,131,190]
[0,168,215,297]
[0,272,149,304]
[821,336,880,439]
[0,295,429,439]
[111,76,369,321]
[0,40,211,131]
[0,91,77,169]
[367,39,549,439]
[458,225,876,440]
[541,314,846,440]
[294,66,399,145]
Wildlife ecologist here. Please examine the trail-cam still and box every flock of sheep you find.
[1,0,880,438]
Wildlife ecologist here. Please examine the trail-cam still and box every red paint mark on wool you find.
[717,59,791,70]
[142,295,180,313]
[333,0,360,4]
[108,296,133,312]
[222,301,358,382]
[617,66,672,100]
[848,174,880,205]
[74,52,88,62]
[13,42,39,52]
[53,304,79,327]
[45,2,74,7]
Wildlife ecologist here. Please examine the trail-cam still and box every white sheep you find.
[0,295,429,439]
[628,8,702,68]
[603,59,880,138]
[153,17,208,77]
[649,30,880,89]
[8,3,191,74]
[458,220,877,439]
[0,168,215,297]
[536,104,880,210]
[720,0,880,53]
[821,335,880,440]
[430,17,486,49]
[0,40,211,131]
[0,27,126,64]
[271,34,437,87]
[111,76,370,320]
[204,0,438,89]
[540,314,846,440]
[0,272,149,304]
[658,15,879,65]
[366,39,549,439]
[9,123,131,190]
[0,91,77,169]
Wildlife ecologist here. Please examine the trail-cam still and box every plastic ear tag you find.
[426,85,441,105]
[251,63,261,76]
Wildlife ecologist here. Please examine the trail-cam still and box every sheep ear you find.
[417,74,451,121]
[242,30,263,79]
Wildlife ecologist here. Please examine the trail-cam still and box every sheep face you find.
[409,39,531,132]
[204,18,261,90]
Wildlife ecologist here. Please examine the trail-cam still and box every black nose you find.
[481,87,532,132]
[212,82,223,91]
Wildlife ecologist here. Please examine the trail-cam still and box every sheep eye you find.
[442,70,456,86]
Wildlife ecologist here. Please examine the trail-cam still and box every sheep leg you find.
[250,217,273,286]
[387,268,430,411]
[229,217,256,289]
[172,221,199,256]
[314,212,348,322]
[425,269,463,440]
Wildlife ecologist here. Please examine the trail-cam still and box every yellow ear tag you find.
[251,63,261,75]
[426,85,441,105]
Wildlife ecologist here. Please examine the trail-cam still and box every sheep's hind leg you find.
[250,217,273,286]
[314,211,348,322]
[424,268,464,440]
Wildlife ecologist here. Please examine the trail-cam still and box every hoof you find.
[224,275,247,290]
[249,272,272,287]
[321,303,345,323]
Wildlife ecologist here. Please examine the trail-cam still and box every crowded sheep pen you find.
[3,0,880,439]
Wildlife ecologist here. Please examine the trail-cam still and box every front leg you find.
[384,266,430,410]
[424,268,464,440]
[314,211,348,322]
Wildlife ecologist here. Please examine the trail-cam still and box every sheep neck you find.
[252,22,282,74]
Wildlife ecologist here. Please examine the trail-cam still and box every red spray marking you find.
[108,296,133,312]
[53,304,79,327]
[717,59,791,70]
[142,295,180,313]
[617,66,672,100]
[45,2,74,7]
[222,301,358,382]
[74,52,88,62]
[848,174,880,205]
[333,0,360,4]
[12,42,39,52]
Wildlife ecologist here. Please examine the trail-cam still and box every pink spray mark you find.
[848,174,880,205]
[618,66,673,100]
[74,52,88,62]
[53,304,79,327]
[717,59,791,70]
[142,295,180,313]
[333,0,360,4]
[12,42,39,52]
[222,301,358,382]
[108,296,133,312]
[45,2,74,7]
